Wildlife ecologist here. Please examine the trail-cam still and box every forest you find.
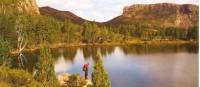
[0,7,113,86]
[0,12,198,51]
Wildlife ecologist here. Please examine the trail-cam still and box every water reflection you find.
[121,44,198,55]
[55,49,94,77]
[54,55,72,75]
[54,44,198,87]
[11,43,198,87]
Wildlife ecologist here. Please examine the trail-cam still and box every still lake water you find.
[12,44,198,87]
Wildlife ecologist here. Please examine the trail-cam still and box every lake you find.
[11,43,198,87]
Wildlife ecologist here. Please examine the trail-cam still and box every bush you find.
[67,74,86,87]
[0,66,42,86]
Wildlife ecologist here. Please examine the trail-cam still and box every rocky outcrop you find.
[17,0,40,14]
[0,0,39,15]
[58,73,93,87]
[107,3,198,28]
[122,3,198,19]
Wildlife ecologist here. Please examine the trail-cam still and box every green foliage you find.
[65,74,86,87]
[0,37,11,65]
[24,15,62,47]
[1,10,197,50]
[92,51,111,87]
[187,26,198,40]
[35,40,59,86]
[0,66,42,86]
[62,20,81,43]
[0,12,18,48]
[110,23,198,41]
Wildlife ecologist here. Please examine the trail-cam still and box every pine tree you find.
[35,39,59,86]
[92,51,111,87]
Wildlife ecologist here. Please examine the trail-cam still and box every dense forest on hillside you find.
[0,12,198,50]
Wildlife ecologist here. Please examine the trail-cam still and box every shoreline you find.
[10,40,198,55]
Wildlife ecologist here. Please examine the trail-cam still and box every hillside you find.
[105,3,198,28]
[39,7,87,24]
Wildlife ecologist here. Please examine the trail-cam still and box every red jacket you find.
[83,64,89,71]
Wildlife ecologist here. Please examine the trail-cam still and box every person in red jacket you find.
[83,63,89,80]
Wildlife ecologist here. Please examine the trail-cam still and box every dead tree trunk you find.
[15,16,27,67]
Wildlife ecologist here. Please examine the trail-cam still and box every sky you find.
[36,0,198,22]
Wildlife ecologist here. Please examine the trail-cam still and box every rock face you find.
[107,3,198,28]
[17,0,40,14]
[123,3,197,18]
[0,0,40,15]
[39,6,87,24]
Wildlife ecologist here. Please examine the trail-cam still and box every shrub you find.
[67,74,86,87]
[0,66,42,86]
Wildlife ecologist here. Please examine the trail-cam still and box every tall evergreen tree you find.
[35,39,59,86]
[92,51,111,87]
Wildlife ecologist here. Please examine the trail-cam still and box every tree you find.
[82,22,93,43]
[35,39,59,86]
[92,51,111,87]
[187,26,198,40]
[15,15,28,67]
[62,20,81,44]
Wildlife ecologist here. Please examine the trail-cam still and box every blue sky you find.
[36,0,198,22]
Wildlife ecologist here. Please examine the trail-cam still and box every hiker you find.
[83,63,89,80]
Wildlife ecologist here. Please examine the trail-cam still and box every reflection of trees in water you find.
[100,46,115,57]
[51,48,61,60]
[121,44,198,55]
[11,43,197,74]
[11,50,39,73]
[183,44,198,53]
[82,46,98,60]
[63,47,78,62]
[50,47,78,62]
[82,46,115,61]
[52,46,115,62]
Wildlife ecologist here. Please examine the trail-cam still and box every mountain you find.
[38,3,198,28]
[106,3,198,28]
[39,7,87,24]
[0,0,39,15]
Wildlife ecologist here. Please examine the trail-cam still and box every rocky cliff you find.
[107,3,198,28]
[0,0,39,15]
